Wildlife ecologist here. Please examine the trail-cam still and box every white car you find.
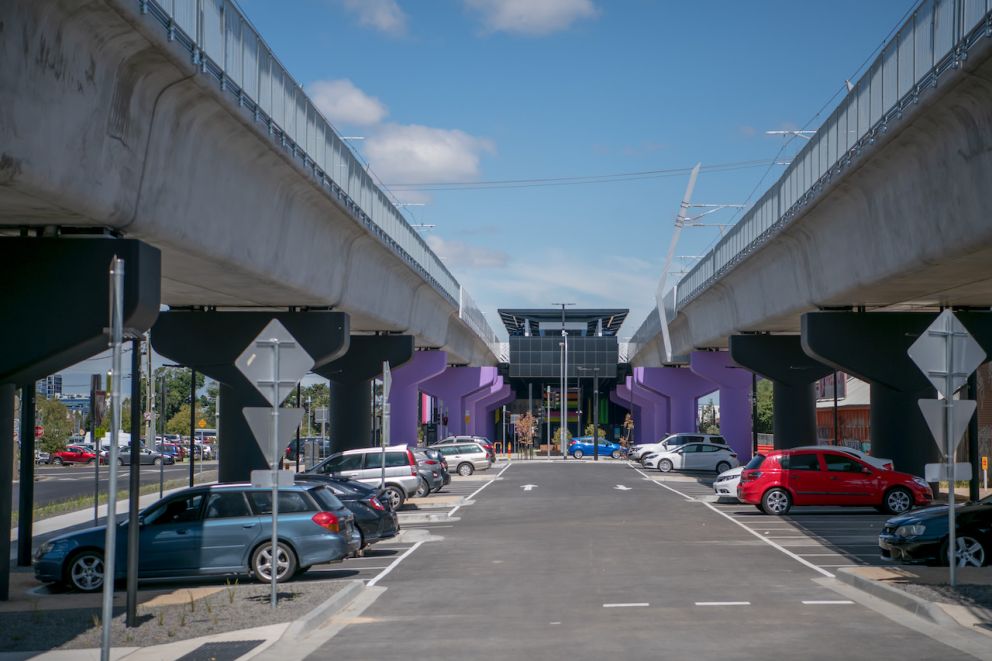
[630,433,728,462]
[713,466,743,500]
[790,445,893,470]
[644,442,739,473]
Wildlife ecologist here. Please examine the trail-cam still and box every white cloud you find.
[340,0,408,35]
[426,235,508,269]
[465,0,598,36]
[365,123,494,185]
[308,79,388,127]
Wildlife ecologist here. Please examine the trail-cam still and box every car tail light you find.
[884,462,893,470]
[740,470,761,483]
[311,511,340,532]
[368,497,385,511]
[569,440,577,446]
[424,459,439,465]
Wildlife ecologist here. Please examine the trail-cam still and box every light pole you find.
[578,367,601,460]
[552,303,573,457]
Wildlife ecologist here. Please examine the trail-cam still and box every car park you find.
[306,446,420,510]
[295,475,399,549]
[432,442,491,476]
[738,449,933,516]
[879,496,992,567]
[643,442,739,473]
[567,436,626,459]
[33,483,359,592]
[50,445,103,466]
[630,433,728,462]
[713,466,744,499]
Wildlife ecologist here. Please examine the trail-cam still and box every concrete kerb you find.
[266,579,365,646]
[835,567,958,626]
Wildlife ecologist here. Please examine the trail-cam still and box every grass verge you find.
[12,470,218,528]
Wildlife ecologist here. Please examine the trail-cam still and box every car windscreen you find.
[745,454,766,470]
[308,486,346,511]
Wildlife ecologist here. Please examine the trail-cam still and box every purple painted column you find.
[618,379,668,444]
[635,366,715,436]
[464,376,504,437]
[691,351,754,462]
[388,351,447,445]
[421,366,498,436]
[610,389,642,444]
[483,385,515,443]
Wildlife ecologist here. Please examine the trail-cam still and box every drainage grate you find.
[176,640,265,661]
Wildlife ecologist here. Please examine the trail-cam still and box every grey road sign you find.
[243,407,304,466]
[235,319,314,405]
[382,361,392,399]
[314,407,329,424]
[908,310,986,399]
[924,462,973,483]
[918,399,976,455]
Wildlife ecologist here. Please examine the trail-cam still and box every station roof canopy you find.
[498,308,629,337]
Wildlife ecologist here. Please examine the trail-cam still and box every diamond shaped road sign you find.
[243,407,305,466]
[918,399,977,456]
[235,319,314,406]
[908,309,986,399]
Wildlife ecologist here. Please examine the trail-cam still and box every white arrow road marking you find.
[521,484,538,491]
[614,485,632,491]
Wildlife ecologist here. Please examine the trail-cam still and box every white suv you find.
[632,433,728,462]
[306,445,420,510]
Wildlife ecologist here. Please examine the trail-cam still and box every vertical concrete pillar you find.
[314,336,413,452]
[464,376,504,437]
[17,386,36,566]
[800,312,992,477]
[635,366,715,435]
[421,367,499,436]
[152,311,349,482]
[388,351,448,445]
[729,335,832,450]
[690,351,754,462]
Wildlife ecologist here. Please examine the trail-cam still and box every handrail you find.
[130,0,499,352]
[674,0,992,312]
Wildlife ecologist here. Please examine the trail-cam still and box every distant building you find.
[815,373,869,451]
[58,394,91,417]
[36,374,63,399]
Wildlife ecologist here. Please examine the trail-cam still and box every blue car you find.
[34,484,359,592]
[567,436,627,459]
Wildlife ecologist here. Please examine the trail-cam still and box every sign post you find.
[235,320,313,608]
[984,456,988,490]
[908,309,986,586]
[381,362,391,490]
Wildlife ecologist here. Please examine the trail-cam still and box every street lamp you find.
[552,303,574,456]
[578,367,601,460]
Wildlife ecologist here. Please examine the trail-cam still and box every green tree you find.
[699,398,720,434]
[153,367,205,424]
[584,423,607,438]
[166,402,192,435]
[36,396,73,454]
[756,379,773,434]
[552,426,571,447]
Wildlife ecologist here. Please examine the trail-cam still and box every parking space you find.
[628,462,891,574]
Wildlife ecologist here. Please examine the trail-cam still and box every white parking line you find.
[366,540,424,587]
[802,600,854,605]
[448,462,513,517]
[695,601,750,606]
[603,602,649,608]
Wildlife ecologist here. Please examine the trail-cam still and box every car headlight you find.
[912,477,930,489]
[894,524,926,537]
[36,542,54,556]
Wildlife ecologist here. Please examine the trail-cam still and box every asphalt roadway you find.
[311,461,977,661]
[12,462,214,509]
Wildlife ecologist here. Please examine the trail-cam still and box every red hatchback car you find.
[738,448,932,516]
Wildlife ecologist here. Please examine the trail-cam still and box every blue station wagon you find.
[34,484,358,592]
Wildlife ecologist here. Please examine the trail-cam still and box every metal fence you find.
[675,0,992,311]
[133,0,498,352]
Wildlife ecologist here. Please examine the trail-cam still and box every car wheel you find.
[611,450,621,459]
[573,450,584,460]
[415,478,431,498]
[67,550,105,592]
[87,459,95,465]
[761,488,792,515]
[251,541,297,583]
[382,485,405,510]
[118,458,125,466]
[53,457,63,466]
[658,459,673,473]
[715,461,732,474]
[457,462,474,476]
[883,487,913,514]
[755,504,764,512]
[153,457,162,466]
[942,535,987,567]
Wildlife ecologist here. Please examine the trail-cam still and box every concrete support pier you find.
[421,367,499,436]
[387,352,448,445]
[690,351,754,462]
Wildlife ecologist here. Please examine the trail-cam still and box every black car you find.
[879,496,992,567]
[295,475,399,548]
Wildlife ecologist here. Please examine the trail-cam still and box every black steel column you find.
[751,373,758,456]
[295,384,301,471]
[17,386,35,566]
[0,383,15,600]
[126,339,141,626]
[90,374,100,526]
[593,373,599,461]
[189,369,196,487]
[969,372,980,502]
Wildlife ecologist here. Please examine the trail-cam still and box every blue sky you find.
[58,0,916,392]
[234,0,914,341]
